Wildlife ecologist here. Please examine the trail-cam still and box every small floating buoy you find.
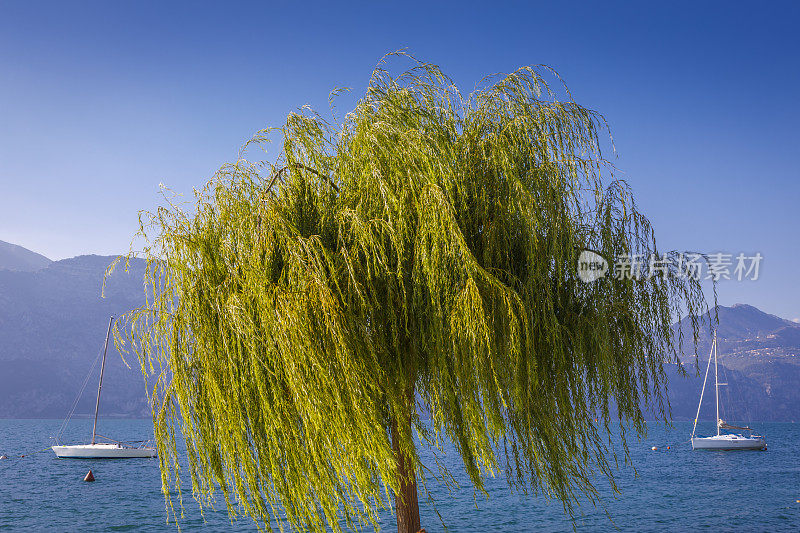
[651,446,658,451]
[84,470,95,482]
[666,446,670,450]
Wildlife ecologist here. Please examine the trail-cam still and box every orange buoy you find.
[667,446,671,450]
[84,470,95,482]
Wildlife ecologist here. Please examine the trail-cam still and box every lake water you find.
[1,419,799,531]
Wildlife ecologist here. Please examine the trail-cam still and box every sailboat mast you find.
[91,316,115,445]
[714,330,720,437]
[692,337,716,438]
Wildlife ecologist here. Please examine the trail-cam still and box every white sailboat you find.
[690,330,766,451]
[52,316,157,459]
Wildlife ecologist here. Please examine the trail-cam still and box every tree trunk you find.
[391,388,421,533]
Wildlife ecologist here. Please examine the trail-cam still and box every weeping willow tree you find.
[118,54,707,533]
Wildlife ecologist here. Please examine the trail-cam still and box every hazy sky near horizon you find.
[0,1,798,320]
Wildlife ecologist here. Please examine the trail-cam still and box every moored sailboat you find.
[52,316,156,459]
[690,330,766,451]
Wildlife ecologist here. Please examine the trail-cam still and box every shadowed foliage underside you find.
[120,55,706,532]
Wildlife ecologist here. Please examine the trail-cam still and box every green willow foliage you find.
[118,55,706,531]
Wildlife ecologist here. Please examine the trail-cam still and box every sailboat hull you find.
[52,443,157,458]
[691,435,766,451]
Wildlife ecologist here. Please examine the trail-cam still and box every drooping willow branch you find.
[291,163,340,193]
[263,163,339,196]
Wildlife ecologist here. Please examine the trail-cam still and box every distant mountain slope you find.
[667,304,800,422]
[663,360,800,422]
[677,303,796,341]
[0,254,150,418]
[0,240,52,272]
[674,304,800,370]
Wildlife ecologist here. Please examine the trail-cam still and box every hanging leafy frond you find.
[117,53,707,532]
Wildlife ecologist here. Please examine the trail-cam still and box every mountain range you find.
[0,240,53,272]
[0,241,150,418]
[667,304,800,422]
[0,241,798,423]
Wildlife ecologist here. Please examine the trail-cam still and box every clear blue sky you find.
[1,1,797,320]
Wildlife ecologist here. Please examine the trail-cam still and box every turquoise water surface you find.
[1,419,799,531]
